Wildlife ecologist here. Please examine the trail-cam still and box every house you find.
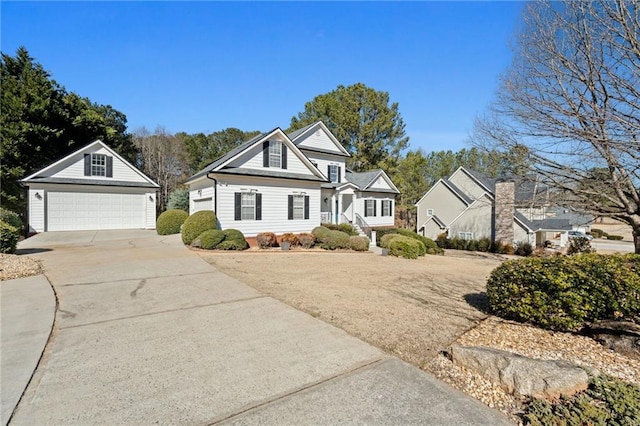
[184,121,398,237]
[415,166,579,246]
[21,140,159,232]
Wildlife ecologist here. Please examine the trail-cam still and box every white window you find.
[382,200,392,216]
[91,154,106,176]
[269,141,282,168]
[329,165,339,182]
[426,208,434,216]
[459,232,473,240]
[365,200,376,217]
[241,193,256,220]
[293,195,305,220]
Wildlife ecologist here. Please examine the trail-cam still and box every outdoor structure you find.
[415,167,591,246]
[185,121,398,237]
[21,140,159,232]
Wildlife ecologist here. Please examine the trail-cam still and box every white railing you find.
[355,213,371,232]
[320,212,331,224]
[340,213,351,224]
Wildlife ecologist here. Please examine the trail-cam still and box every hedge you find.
[311,226,332,241]
[486,254,640,331]
[319,230,351,250]
[0,208,22,231]
[387,235,426,259]
[349,236,370,251]
[0,221,19,254]
[156,209,189,235]
[198,229,226,249]
[182,211,218,245]
[395,228,443,255]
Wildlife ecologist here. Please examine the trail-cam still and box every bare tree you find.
[134,127,187,212]
[474,0,640,253]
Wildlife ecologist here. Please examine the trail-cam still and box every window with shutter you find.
[365,200,375,217]
[91,154,107,176]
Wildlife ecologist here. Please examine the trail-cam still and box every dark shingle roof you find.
[431,215,446,228]
[532,218,573,231]
[345,170,380,189]
[514,211,536,231]
[464,169,497,194]
[286,123,315,142]
[22,177,159,188]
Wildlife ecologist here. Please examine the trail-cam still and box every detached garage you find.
[21,140,159,233]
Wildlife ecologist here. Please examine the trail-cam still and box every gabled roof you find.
[442,179,473,206]
[430,214,446,228]
[287,121,351,157]
[532,218,573,231]
[460,168,497,195]
[514,211,536,232]
[345,170,400,194]
[185,128,327,184]
[21,140,159,188]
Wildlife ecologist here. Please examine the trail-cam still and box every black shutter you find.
[304,195,309,219]
[255,193,262,220]
[338,166,341,183]
[106,156,113,177]
[263,141,269,167]
[327,165,331,182]
[288,195,293,220]
[84,154,91,176]
[374,200,377,216]
[234,193,241,220]
[282,144,287,169]
[364,200,368,217]
[389,200,393,216]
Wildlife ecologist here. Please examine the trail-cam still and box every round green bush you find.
[0,208,22,232]
[198,229,226,249]
[311,226,332,241]
[395,228,442,255]
[0,221,19,254]
[380,232,400,248]
[338,223,358,236]
[486,254,640,332]
[217,239,248,250]
[223,229,245,242]
[156,209,189,235]
[319,230,351,250]
[349,236,370,251]
[387,235,425,259]
[181,211,218,245]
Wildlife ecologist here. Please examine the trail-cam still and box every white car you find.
[568,230,594,240]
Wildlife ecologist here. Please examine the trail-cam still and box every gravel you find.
[0,253,43,281]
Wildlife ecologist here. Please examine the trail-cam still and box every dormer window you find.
[262,140,287,169]
[91,154,107,176]
[328,164,341,183]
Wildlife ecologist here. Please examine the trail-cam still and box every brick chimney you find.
[494,180,515,243]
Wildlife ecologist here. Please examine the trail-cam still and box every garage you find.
[22,140,159,233]
[192,197,213,213]
[47,191,146,231]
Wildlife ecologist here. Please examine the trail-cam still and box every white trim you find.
[361,170,400,193]
[289,121,351,156]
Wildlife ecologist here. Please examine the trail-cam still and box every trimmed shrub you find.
[216,239,249,250]
[223,229,246,243]
[486,254,640,331]
[395,228,443,255]
[297,233,315,249]
[380,233,401,249]
[567,237,595,255]
[387,235,425,259]
[319,230,351,250]
[607,234,624,241]
[312,226,332,241]
[182,211,218,245]
[514,242,534,257]
[338,223,358,236]
[198,229,226,249]
[280,233,299,247]
[349,236,370,251]
[256,232,278,248]
[590,228,604,238]
[522,375,640,426]
[371,227,398,246]
[322,223,340,231]
[167,187,189,211]
[0,207,22,231]
[156,209,189,235]
[0,221,19,254]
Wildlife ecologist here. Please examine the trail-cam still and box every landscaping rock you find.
[582,320,640,360]
[448,345,589,399]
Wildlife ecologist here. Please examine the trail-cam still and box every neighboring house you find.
[185,121,398,237]
[415,166,582,246]
[21,140,159,233]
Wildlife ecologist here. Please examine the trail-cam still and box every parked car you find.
[568,230,594,240]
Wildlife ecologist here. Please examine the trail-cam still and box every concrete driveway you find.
[10,230,512,425]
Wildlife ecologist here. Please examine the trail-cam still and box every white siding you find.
[296,127,344,154]
[355,191,395,227]
[189,179,215,215]
[226,141,316,177]
[215,176,322,237]
[303,151,346,182]
[145,192,156,228]
[368,175,393,191]
[50,147,149,183]
[28,188,45,233]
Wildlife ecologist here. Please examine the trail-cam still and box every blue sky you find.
[2,1,523,153]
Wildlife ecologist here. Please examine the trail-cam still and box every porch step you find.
[352,223,367,238]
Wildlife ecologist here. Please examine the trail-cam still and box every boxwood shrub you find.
[311,226,332,241]
[319,230,351,250]
[156,209,189,235]
[486,254,640,332]
[0,208,22,231]
[395,228,443,255]
[198,229,226,249]
[181,211,218,245]
[387,235,426,259]
[216,239,249,250]
[349,236,370,251]
[0,221,19,254]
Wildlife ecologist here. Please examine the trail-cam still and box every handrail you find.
[340,213,351,224]
[354,213,371,231]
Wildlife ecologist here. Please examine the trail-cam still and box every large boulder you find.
[449,345,589,399]
[582,320,640,360]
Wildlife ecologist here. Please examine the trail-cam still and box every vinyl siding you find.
[368,175,393,191]
[422,220,445,239]
[449,198,494,240]
[416,182,467,231]
[226,141,315,177]
[303,151,346,182]
[28,188,45,233]
[50,147,149,183]
[355,191,395,227]
[215,176,321,237]
[449,169,489,201]
[514,221,535,245]
[145,192,156,228]
[189,178,215,215]
[296,127,344,154]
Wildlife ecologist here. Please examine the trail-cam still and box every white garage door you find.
[47,191,145,231]
[192,198,212,213]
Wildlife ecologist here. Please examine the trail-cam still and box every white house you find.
[21,140,159,232]
[185,121,398,237]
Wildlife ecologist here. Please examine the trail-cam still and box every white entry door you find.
[47,191,145,231]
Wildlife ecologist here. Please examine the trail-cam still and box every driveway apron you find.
[13,230,512,425]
